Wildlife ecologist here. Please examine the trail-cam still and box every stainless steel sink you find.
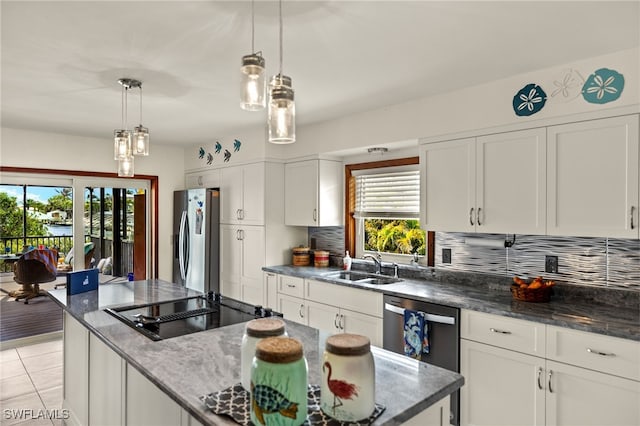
[322,270,402,285]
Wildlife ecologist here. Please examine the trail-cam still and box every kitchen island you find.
[48,280,463,426]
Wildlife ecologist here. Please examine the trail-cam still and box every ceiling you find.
[2,1,639,147]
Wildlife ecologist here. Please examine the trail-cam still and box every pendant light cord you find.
[139,85,143,125]
[251,0,255,53]
[278,0,283,77]
[121,84,125,129]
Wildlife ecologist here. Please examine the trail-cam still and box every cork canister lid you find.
[292,246,310,253]
[255,337,304,364]
[325,333,371,356]
[245,318,286,338]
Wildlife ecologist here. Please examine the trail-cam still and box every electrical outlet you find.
[545,255,558,274]
[442,248,452,264]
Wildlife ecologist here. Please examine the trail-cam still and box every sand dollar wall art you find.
[512,67,625,117]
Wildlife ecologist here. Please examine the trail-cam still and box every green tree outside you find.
[364,219,426,255]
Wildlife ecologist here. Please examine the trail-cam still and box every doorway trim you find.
[0,166,159,279]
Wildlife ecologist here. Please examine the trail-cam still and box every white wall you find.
[0,127,185,281]
[185,47,639,164]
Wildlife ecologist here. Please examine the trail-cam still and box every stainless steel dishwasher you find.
[383,294,460,426]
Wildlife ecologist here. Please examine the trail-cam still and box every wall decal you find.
[215,141,222,154]
[199,147,205,159]
[233,139,242,152]
[581,67,624,104]
[223,149,231,162]
[206,153,213,165]
[513,83,547,116]
[550,68,584,101]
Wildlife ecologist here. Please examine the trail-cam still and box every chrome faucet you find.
[362,252,383,274]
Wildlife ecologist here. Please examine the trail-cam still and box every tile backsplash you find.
[307,226,640,291]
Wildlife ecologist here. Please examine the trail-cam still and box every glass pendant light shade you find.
[240,54,266,111]
[114,129,132,160]
[117,154,134,177]
[268,84,295,144]
[133,125,150,156]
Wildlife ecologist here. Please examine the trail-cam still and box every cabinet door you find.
[340,308,383,347]
[126,365,182,426]
[277,293,307,325]
[420,138,476,232]
[264,272,278,310]
[220,166,244,224]
[460,339,545,426]
[476,128,546,234]
[89,333,124,426]
[285,160,319,226]
[240,225,265,305]
[547,115,639,238]
[185,169,221,189]
[306,299,341,334]
[219,224,241,300]
[240,162,265,225]
[63,312,89,426]
[317,160,343,226]
[545,360,640,426]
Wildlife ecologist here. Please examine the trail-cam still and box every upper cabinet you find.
[421,114,640,238]
[284,159,343,227]
[185,169,221,189]
[420,128,546,235]
[220,162,265,225]
[547,115,639,238]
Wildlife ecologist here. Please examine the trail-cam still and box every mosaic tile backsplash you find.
[307,226,640,291]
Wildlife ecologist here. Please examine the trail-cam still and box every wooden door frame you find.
[0,166,159,279]
[344,157,434,267]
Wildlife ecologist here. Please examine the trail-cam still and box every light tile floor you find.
[0,338,63,425]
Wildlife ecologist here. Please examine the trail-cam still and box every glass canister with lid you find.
[250,337,308,426]
[321,333,375,422]
[241,318,287,391]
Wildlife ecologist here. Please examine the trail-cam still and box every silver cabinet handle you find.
[548,370,553,393]
[537,367,543,390]
[587,348,616,357]
[286,283,296,288]
[313,208,317,222]
[469,208,475,226]
[477,207,482,226]
[339,314,344,330]
[236,209,241,220]
[236,229,241,240]
[240,209,245,220]
[334,313,340,329]
[299,304,304,318]
[631,206,636,230]
[490,328,511,334]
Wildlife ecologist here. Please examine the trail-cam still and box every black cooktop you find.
[105,293,281,341]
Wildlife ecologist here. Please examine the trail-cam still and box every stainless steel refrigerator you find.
[173,188,220,294]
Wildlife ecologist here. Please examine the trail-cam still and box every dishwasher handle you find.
[384,303,456,325]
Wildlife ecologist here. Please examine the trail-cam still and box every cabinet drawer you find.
[547,325,640,381]
[305,279,382,318]
[461,310,545,356]
[278,275,304,298]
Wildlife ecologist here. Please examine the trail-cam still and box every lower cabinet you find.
[63,312,89,426]
[274,274,383,346]
[89,333,125,425]
[126,366,182,426]
[460,310,640,426]
[403,395,451,426]
[220,224,265,305]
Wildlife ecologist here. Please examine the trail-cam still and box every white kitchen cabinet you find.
[460,339,545,426]
[277,292,307,325]
[126,365,182,426]
[403,395,451,426]
[185,169,220,189]
[220,162,265,225]
[306,299,383,347]
[220,224,265,305]
[460,310,640,426]
[547,114,639,238]
[62,312,89,426]
[89,333,125,426]
[420,128,546,234]
[263,272,278,310]
[285,159,343,226]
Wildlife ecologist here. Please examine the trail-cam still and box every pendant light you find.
[240,0,266,111]
[133,82,150,156]
[268,0,295,144]
[114,81,132,160]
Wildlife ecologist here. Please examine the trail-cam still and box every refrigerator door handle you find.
[178,210,188,280]
[383,303,456,325]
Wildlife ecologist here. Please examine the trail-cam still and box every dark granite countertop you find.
[48,280,463,426]
[262,265,640,342]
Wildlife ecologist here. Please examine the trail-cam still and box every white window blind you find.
[355,169,420,219]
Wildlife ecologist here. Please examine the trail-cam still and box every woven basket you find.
[510,284,552,303]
